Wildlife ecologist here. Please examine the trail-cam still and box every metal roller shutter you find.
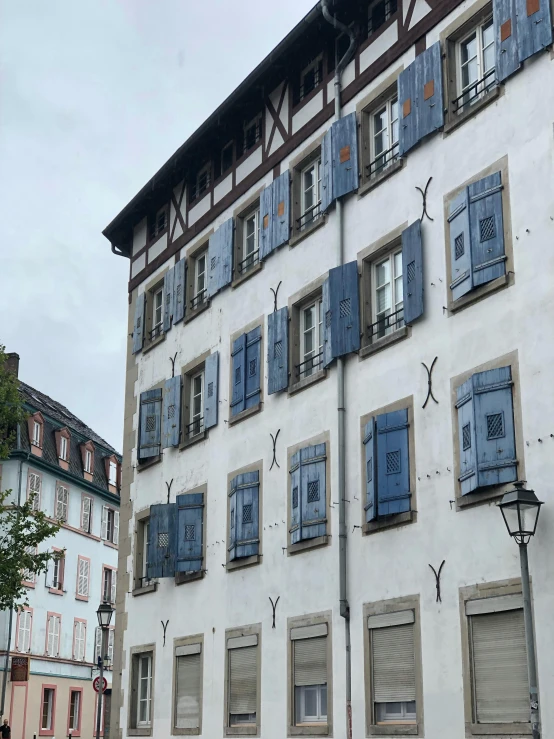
[229,646,257,715]
[294,636,327,687]
[372,623,416,703]
[175,652,201,729]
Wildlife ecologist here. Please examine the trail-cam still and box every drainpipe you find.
[320,2,356,736]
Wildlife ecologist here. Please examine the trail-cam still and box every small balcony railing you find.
[368,307,404,341]
[150,323,163,341]
[296,351,323,380]
[452,73,497,113]
[190,290,207,311]
[366,143,399,178]
[238,249,260,275]
[297,202,322,232]
[186,416,204,439]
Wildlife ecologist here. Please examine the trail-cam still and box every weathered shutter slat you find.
[494,0,521,81]
[398,59,417,156]
[176,493,204,573]
[456,377,478,495]
[516,0,553,62]
[231,334,246,417]
[147,503,177,578]
[204,352,219,429]
[448,187,473,301]
[139,389,163,459]
[101,506,108,540]
[232,471,260,559]
[229,646,257,715]
[163,266,175,333]
[331,112,359,199]
[267,307,289,394]
[259,182,274,261]
[468,172,506,288]
[363,418,377,523]
[245,326,262,410]
[229,483,237,560]
[294,636,327,686]
[272,172,290,251]
[299,443,327,541]
[289,451,301,545]
[113,511,120,546]
[416,41,444,142]
[376,409,411,516]
[163,376,182,449]
[322,276,333,369]
[173,259,186,324]
[320,128,334,212]
[327,261,361,360]
[132,293,146,354]
[219,217,234,290]
[402,220,424,324]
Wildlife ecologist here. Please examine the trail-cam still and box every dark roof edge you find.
[102,0,323,245]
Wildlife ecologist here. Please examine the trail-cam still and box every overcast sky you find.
[0,0,316,451]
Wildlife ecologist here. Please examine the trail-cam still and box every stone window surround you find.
[362,594,424,737]
[28,411,45,455]
[128,643,156,737]
[80,440,95,483]
[286,431,331,556]
[233,187,264,287]
[226,460,263,572]
[132,508,157,597]
[172,632,205,736]
[289,133,326,243]
[287,610,333,737]
[223,622,262,737]
[359,395,417,535]
[450,349,525,510]
[227,316,265,427]
[184,230,213,323]
[54,427,71,471]
[180,351,211,451]
[443,155,514,314]
[142,265,169,354]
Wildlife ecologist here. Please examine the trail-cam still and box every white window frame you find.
[42,687,55,730]
[137,653,153,727]
[455,16,495,111]
[28,472,41,510]
[84,449,92,473]
[32,421,41,445]
[242,208,260,270]
[69,689,81,731]
[74,620,86,661]
[368,95,399,177]
[60,435,68,461]
[300,158,322,230]
[17,610,32,652]
[296,684,328,724]
[189,370,204,438]
[371,249,404,340]
[194,250,208,306]
[300,298,323,378]
[153,287,163,331]
[108,460,117,486]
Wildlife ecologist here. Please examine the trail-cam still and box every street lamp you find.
[95,601,114,739]
[498,482,544,739]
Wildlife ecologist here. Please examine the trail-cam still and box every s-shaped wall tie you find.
[270,281,282,312]
[416,176,433,222]
[422,357,439,409]
[270,429,281,470]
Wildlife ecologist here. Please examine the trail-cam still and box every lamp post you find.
[498,481,544,739]
[96,601,114,739]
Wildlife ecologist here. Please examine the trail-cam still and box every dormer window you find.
[149,206,167,241]
[33,421,41,445]
[104,455,121,494]
[85,450,92,473]
[60,436,68,461]
[191,163,211,203]
[28,412,44,455]
[368,0,397,36]
[109,461,117,487]
[55,427,71,470]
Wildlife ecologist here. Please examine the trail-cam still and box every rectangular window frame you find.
[16,607,33,653]
[76,555,91,601]
[226,461,263,572]
[179,354,210,449]
[300,298,323,380]
[142,272,167,348]
[67,687,84,736]
[233,191,264,286]
[60,435,68,461]
[27,469,42,511]
[73,618,87,662]
[184,239,211,319]
[224,624,262,737]
[129,645,155,735]
[40,684,57,736]
[102,565,117,605]
[288,276,327,392]
[172,634,204,735]
[367,94,399,180]
[291,146,324,239]
[227,319,264,426]
[80,494,93,534]
[54,483,69,522]
[133,509,157,593]
[147,205,168,244]
[49,548,65,593]
[45,612,61,658]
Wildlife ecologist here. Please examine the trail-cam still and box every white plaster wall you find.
[359,20,399,73]
[131,253,146,279]
[292,90,324,134]
[147,233,168,263]
[120,15,554,739]
[236,145,264,185]
[188,194,211,227]
[214,173,233,204]
[132,217,147,256]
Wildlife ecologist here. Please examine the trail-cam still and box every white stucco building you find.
[0,354,121,739]
[104,0,554,737]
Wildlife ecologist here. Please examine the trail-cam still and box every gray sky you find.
[0,0,316,451]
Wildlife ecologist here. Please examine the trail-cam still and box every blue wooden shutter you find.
[147,503,177,578]
[331,112,359,199]
[327,261,361,360]
[139,389,162,459]
[456,377,478,496]
[132,294,146,354]
[416,42,444,143]
[289,451,301,545]
[468,172,506,289]
[473,366,517,489]
[230,471,260,559]
[228,484,237,560]
[231,334,246,417]
[162,376,181,449]
[363,419,377,523]
[401,221,424,325]
[299,443,327,540]
[376,409,411,516]
[204,352,219,429]
[176,493,204,573]
[448,188,473,301]
[398,60,417,156]
[516,0,552,63]
[163,267,175,333]
[267,307,289,395]
[322,277,333,369]
[320,128,334,213]
[259,183,274,261]
[272,172,290,250]
[245,326,262,410]
[173,259,186,324]
[207,219,233,297]
[494,0,521,81]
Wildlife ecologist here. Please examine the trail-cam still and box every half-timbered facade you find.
[105,0,554,737]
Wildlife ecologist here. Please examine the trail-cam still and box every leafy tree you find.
[0,344,62,611]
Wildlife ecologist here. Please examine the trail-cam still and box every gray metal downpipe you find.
[320,2,356,735]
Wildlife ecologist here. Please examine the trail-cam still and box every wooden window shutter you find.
[456,377,478,496]
[375,409,411,516]
[494,0,521,80]
[468,172,506,289]
[231,334,247,417]
[229,645,257,717]
[363,418,377,523]
[230,472,260,560]
[267,307,289,395]
[139,389,163,459]
[289,452,301,546]
[208,218,234,298]
[398,62,417,156]
[229,484,238,560]
[175,652,202,729]
[204,352,220,429]
[516,0,552,62]
[173,259,187,324]
[245,326,262,411]
[259,182,274,261]
[470,609,529,723]
[294,636,327,687]
[322,276,333,369]
[101,506,109,541]
[416,42,444,142]
[331,112,359,199]
[147,503,177,579]
[401,220,424,325]
[163,266,175,334]
[132,293,146,355]
[371,621,416,704]
[95,627,102,662]
[448,187,473,301]
[271,172,290,252]
[298,443,327,541]
[113,511,120,546]
[326,261,361,363]
[320,127,335,213]
[176,493,204,573]
[162,375,182,449]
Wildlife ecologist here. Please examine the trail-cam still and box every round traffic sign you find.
[93,676,108,693]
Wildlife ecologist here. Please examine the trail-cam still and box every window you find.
[289,442,327,549]
[299,299,323,379]
[367,95,399,178]
[371,250,403,340]
[152,287,163,340]
[102,506,120,545]
[108,460,117,486]
[28,471,41,511]
[81,496,93,534]
[46,614,61,656]
[60,435,68,461]
[297,55,323,104]
[226,633,259,731]
[149,206,167,241]
[41,687,55,731]
[367,0,398,37]
[221,142,234,176]
[74,620,86,661]
[291,623,328,729]
[174,642,202,731]
[84,449,92,474]
[55,484,68,521]
[33,421,41,445]
[132,652,153,727]
[186,370,204,439]
[453,16,495,114]
[191,249,208,310]
[135,517,152,589]
[237,208,260,276]
[241,113,262,155]
[102,567,117,604]
[76,557,90,599]
[17,609,32,652]
[22,545,36,584]
[228,470,260,566]
[299,158,322,232]
[191,163,211,202]
[230,326,262,419]
[51,553,65,592]
[69,689,82,732]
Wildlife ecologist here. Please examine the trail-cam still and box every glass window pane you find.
[375,260,390,288]
[376,284,391,315]
[304,687,318,717]
[461,34,477,65]
[320,685,328,718]
[393,251,402,278]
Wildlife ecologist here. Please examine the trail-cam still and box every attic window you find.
[221,142,234,175]
[368,0,397,36]
[298,55,323,104]
[109,461,117,486]
[32,421,41,446]
[191,163,211,203]
[60,436,68,461]
[149,207,167,241]
[85,450,93,474]
[242,114,262,155]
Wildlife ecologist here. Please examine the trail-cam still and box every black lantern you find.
[498,481,543,545]
[96,601,114,629]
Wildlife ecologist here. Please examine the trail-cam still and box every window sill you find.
[179,430,208,451]
[228,402,262,427]
[369,723,419,736]
[289,724,329,736]
[456,483,513,511]
[132,583,158,597]
[359,158,404,198]
[467,722,531,736]
[232,261,263,289]
[30,443,43,457]
[184,300,210,324]
[173,728,200,736]
[137,455,162,472]
[289,216,327,248]
[363,510,416,535]
[288,535,329,556]
[128,729,153,737]
[75,594,89,602]
[143,333,165,355]
[176,570,204,585]
[448,274,511,314]
[103,540,118,550]
[288,369,327,396]
[48,588,64,596]
[443,85,501,137]
[359,327,409,360]
[226,554,262,572]
[225,725,258,736]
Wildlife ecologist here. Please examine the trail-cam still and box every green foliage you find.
[0,344,26,460]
